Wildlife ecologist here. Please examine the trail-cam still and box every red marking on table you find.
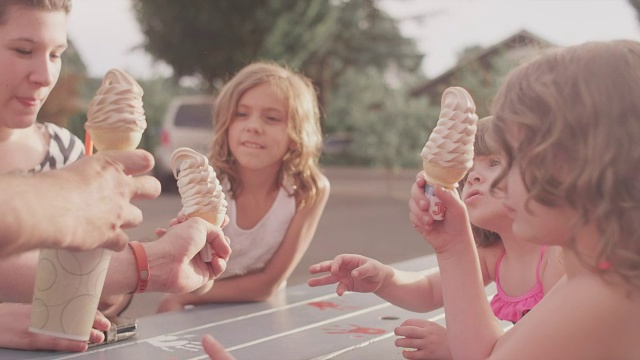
[308,301,349,310]
[322,324,386,336]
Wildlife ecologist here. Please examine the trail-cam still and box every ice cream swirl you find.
[170,147,227,217]
[421,87,478,171]
[85,69,147,131]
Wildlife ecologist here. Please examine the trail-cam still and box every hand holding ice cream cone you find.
[421,87,478,220]
[170,147,228,293]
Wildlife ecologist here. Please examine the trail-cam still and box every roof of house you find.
[410,29,554,97]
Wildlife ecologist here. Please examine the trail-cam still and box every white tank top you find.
[220,186,296,279]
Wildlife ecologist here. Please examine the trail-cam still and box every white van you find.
[153,95,214,191]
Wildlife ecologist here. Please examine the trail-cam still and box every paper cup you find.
[29,248,111,341]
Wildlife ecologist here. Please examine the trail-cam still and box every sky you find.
[68,0,640,79]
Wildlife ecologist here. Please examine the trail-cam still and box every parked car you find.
[153,95,214,192]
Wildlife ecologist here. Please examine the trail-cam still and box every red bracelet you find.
[128,241,149,293]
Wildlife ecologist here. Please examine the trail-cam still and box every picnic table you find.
[0,253,509,360]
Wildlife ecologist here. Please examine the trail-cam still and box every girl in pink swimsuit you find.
[490,246,546,323]
[309,116,565,359]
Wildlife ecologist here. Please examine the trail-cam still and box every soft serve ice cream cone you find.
[85,69,147,151]
[170,147,227,264]
[421,87,478,219]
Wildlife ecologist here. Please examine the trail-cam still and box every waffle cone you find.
[423,159,466,188]
[188,210,225,227]
[88,129,143,151]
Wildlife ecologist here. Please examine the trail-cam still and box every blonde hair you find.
[491,40,640,288]
[210,61,324,208]
[0,0,71,25]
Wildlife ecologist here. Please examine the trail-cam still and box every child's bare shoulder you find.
[499,277,640,358]
[544,275,640,327]
[315,173,331,194]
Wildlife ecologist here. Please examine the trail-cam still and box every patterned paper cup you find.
[29,248,111,341]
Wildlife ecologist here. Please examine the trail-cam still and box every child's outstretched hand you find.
[308,254,391,296]
[409,172,473,253]
[394,318,452,360]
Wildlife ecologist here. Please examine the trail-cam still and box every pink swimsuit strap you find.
[490,246,547,322]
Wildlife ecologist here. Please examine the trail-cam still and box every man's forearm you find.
[0,175,54,257]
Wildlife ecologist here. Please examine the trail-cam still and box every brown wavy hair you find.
[0,0,71,25]
[490,40,640,289]
[209,61,324,208]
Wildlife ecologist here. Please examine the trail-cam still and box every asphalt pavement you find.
[122,166,434,318]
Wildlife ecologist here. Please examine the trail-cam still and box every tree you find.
[132,0,335,88]
[301,0,424,109]
[131,0,423,101]
[323,67,435,169]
